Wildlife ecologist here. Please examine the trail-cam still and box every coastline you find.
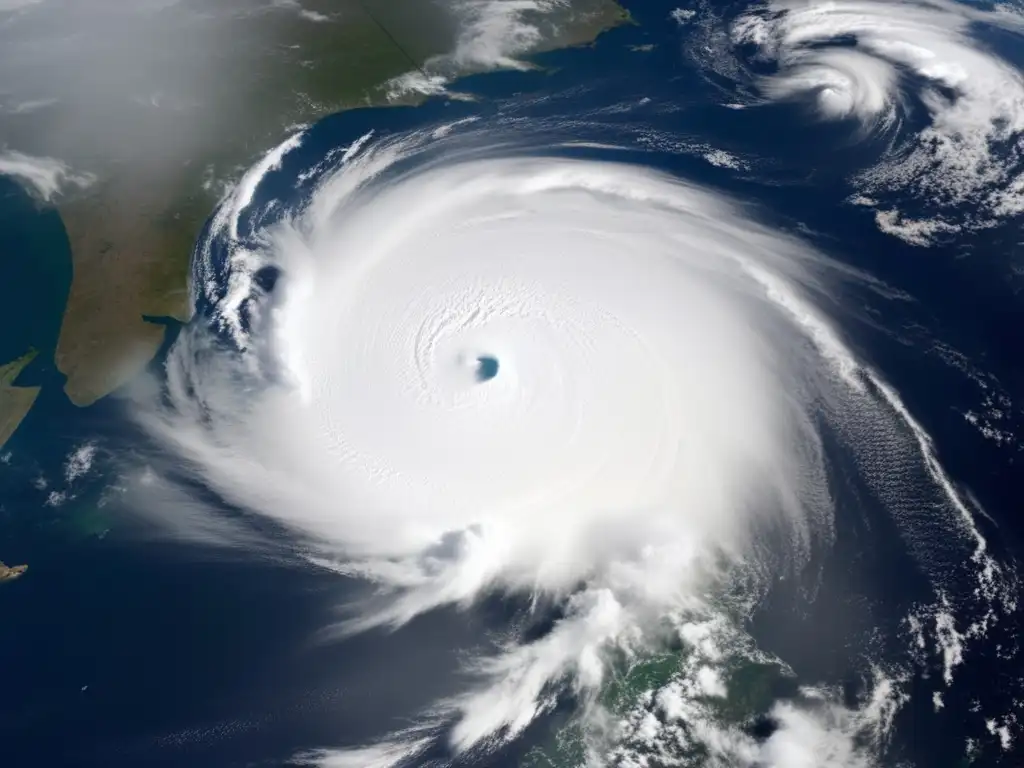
[0,351,40,448]
[1,0,628,418]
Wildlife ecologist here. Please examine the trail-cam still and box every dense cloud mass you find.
[133,122,1010,765]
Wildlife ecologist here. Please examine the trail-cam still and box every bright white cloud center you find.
[162,139,839,604]
[138,127,1003,764]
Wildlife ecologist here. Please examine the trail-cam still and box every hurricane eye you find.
[474,356,500,382]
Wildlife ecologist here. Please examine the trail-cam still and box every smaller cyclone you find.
[142,124,1007,763]
[755,46,902,131]
[695,0,1024,241]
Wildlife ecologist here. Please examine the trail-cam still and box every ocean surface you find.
[2,1,1023,766]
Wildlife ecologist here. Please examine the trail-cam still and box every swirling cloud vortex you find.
[173,137,837,586]
[142,130,995,756]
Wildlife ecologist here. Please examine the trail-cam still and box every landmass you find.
[0,350,41,448]
[0,0,628,420]
[0,561,28,583]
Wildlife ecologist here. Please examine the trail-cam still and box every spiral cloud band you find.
[688,0,1024,243]
[138,125,1006,764]
[169,133,840,592]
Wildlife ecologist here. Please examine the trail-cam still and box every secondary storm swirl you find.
[137,126,1008,766]
[686,0,1024,243]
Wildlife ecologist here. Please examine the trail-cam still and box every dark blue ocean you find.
[2,1,1023,765]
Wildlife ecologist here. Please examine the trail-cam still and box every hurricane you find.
[128,109,1018,767]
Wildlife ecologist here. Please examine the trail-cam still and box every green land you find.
[0,561,28,583]
[0,0,628,446]
[0,350,41,449]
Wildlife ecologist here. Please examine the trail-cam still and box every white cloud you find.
[872,209,961,246]
[271,0,329,22]
[0,150,94,201]
[717,0,1024,241]
[2,97,56,114]
[671,8,696,25]
[64,442,97,483]
[382,0,587,101]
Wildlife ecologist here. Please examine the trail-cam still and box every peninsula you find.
[0,0,628,443]
[0,561,28,583]
[0,351,41,449]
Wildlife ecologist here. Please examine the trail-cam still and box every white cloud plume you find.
[0,150,94,200]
